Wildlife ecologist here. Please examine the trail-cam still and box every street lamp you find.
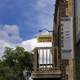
[38,28,56,36]
[39,28,53,33]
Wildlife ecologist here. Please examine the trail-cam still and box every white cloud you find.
[0,25,22,43]
[0,39,21,58]
[20,38,52,52]
[0,40,18,58]
[0,29,9,42]
[3,25,19,35]
[0,25,22,57]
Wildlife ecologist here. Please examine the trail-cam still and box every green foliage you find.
[0,47,33,80]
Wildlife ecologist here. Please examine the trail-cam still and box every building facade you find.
[32,0,80,80]
[54,0,80,80]
[53,0,78,80]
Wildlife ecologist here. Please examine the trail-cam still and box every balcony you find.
[32,47,62,79]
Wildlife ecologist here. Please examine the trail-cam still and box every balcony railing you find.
[33,47,61,73]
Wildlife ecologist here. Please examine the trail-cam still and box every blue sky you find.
[0,0,56,57]
[0,0,55,43]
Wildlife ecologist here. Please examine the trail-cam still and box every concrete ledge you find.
[32,70,62,79]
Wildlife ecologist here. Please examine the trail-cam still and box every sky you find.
[0,0,55,41]
[0,0,56,57]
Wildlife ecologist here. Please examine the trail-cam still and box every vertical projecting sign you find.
[60,0,74,59]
